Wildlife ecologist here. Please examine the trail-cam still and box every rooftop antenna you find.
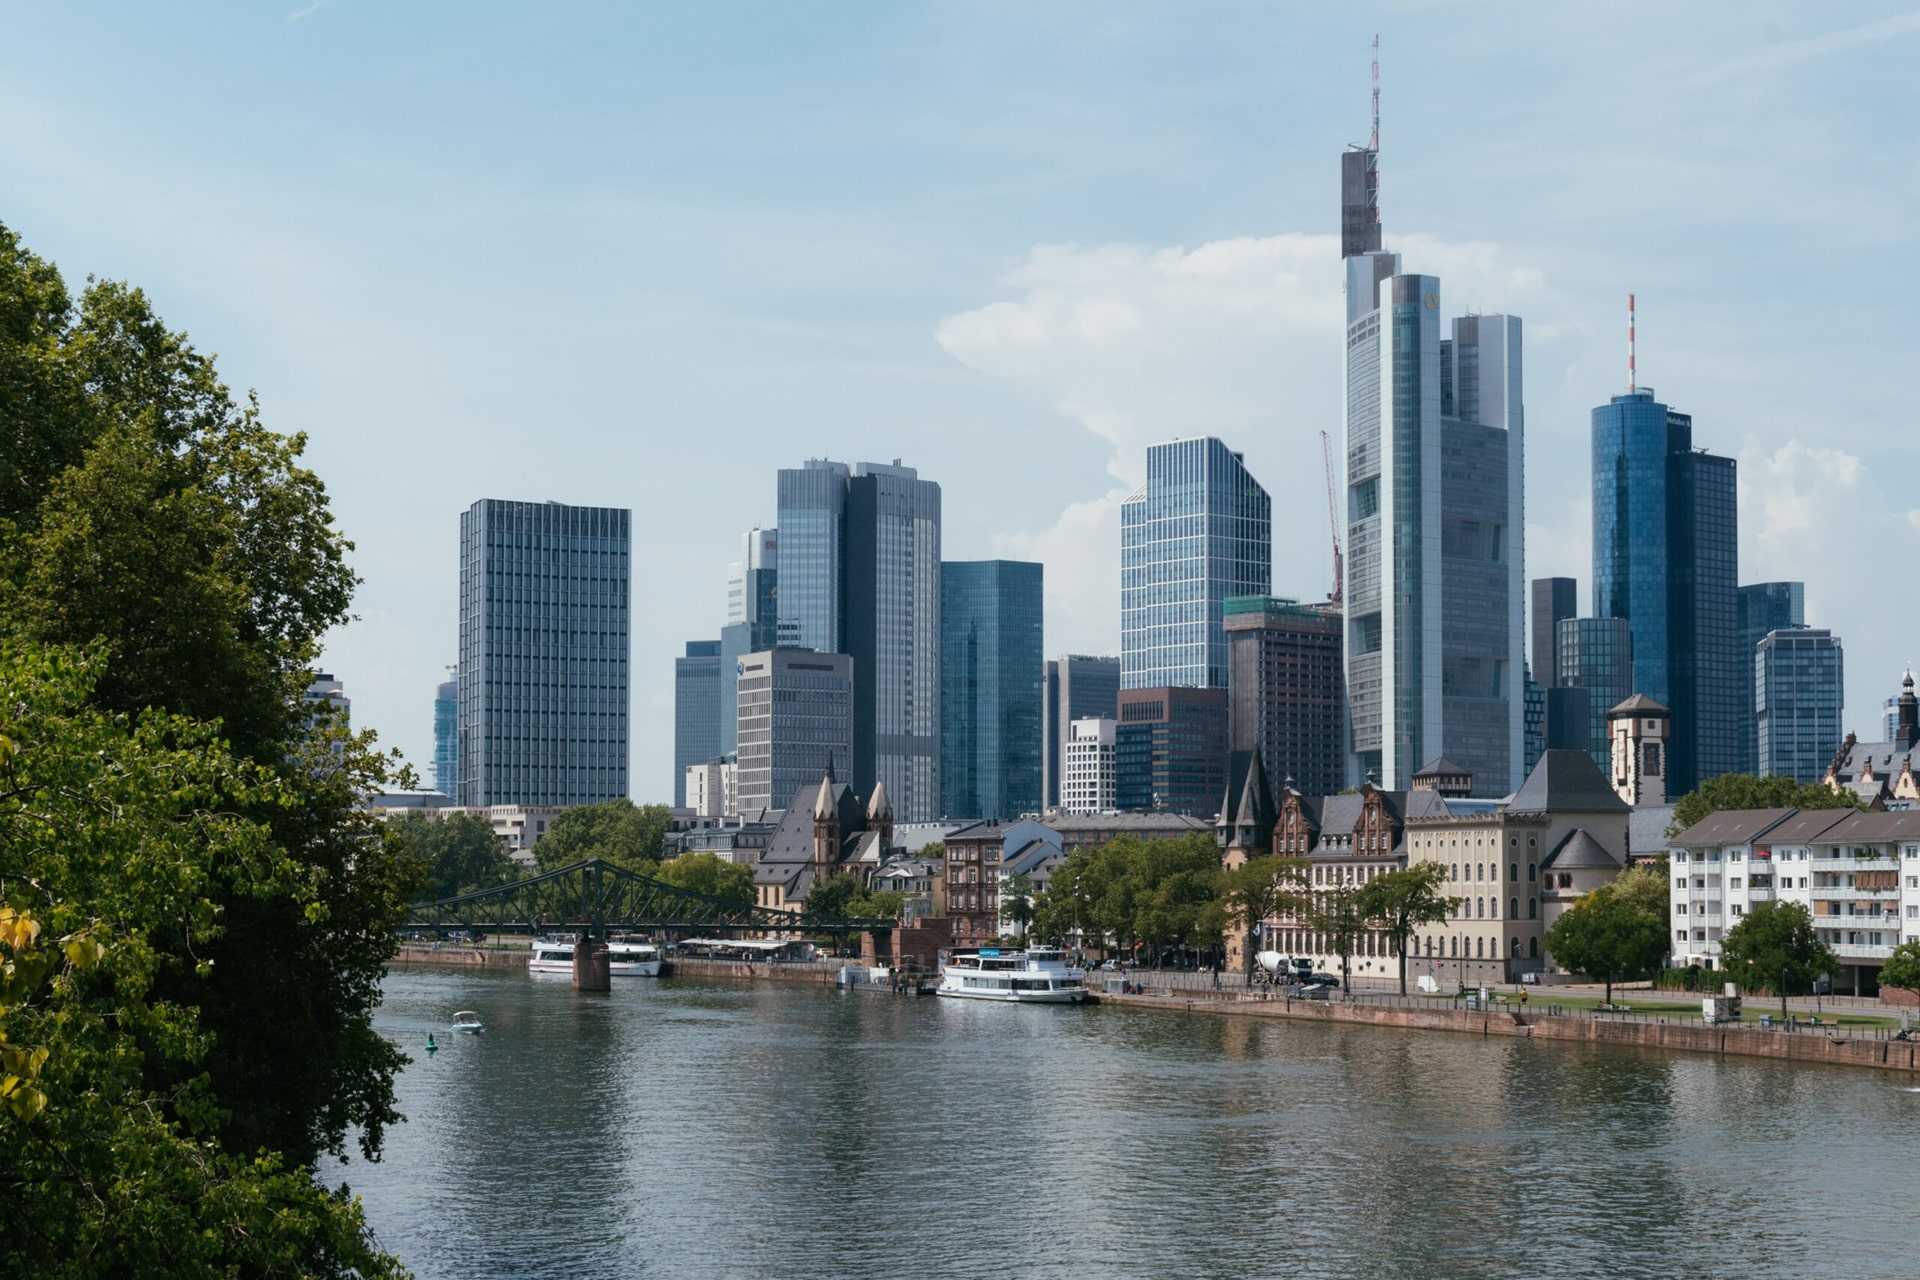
[1628,293,1636,393]
[1370,33,1380,152]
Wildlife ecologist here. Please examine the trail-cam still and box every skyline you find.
[5,5,1916,795]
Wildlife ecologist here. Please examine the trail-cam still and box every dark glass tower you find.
[1591,388,1739,793]
[1044,655,1121,808]
[940,560,1044,820]
[1224,596,1345,796]
[1737,582,1805,774]
[1555,617,1634,772]
[433,672,458,798]
[673,640,722,807]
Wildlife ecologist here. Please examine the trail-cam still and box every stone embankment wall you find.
[1101,989,1920,1074]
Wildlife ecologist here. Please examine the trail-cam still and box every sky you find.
[4,2,1918,798]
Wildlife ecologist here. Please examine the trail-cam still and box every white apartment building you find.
[684,759,738,819]
[1060,717,1116,814]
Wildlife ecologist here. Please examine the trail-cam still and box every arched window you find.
[1510,897,1519,920]
[1528,897,1537,919]
[1527,862,1536,882]
[1529,936,1540,959]
[1510,938,1521,958]
[1476,897,1485,919]
[1476,937,1485,959]
[1450,935,1458,958]
[1510,863,1518,882]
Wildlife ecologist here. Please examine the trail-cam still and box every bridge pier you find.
[573,936,611,992]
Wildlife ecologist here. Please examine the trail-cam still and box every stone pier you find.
[573,936,611,992]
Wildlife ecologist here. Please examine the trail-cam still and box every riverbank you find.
[391,946,850,986]
[1101,986,1920,1075]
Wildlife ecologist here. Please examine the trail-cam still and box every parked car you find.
[1285,984,1331,1001]
[1304,972,1341,987]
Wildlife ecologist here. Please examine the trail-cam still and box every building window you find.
[1528,898,1536,919]
[1476,898,1484,919]
[1509,863,1518,882]
[1476,937,1484,959]
[1529,937,1539,959]
[1510,938,1521,958]
[1528,862,1536,882]
[1510,897,1519,920]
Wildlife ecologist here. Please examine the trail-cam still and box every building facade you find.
[1115,686,1229,816]
[1120,437,1271,691]
[456,499,630,808]
[1060,717,1117,814]
[433,672,457,798]
[719,527,783,756]
[939,559,1044,821]
[1043,654,1121,808]
[673,639,722,807]
[1224,596,1346,797]
[1591,387,1740,793]
[1531,577,1577,692]
[1756,628,1843,784]
[1555,617,1634,772]
[1737,581,1805,773]
[733,649,853,818]
[775,462,850,655]
[684,758,737,819]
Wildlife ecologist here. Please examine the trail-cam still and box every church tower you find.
[1609,694,1672,807]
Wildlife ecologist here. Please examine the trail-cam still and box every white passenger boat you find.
[936,948,1089,1004]
[527,937,665,977]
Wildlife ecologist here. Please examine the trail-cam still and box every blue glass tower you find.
[673,640,722,806]
[940,560,1044,820]
[1555,617,1634,773]
[1737,582,1804,774]
[1120,437,1271,692]
[433,672,458,797]
[1756,628,1843,784]
[1591,388,1739,792]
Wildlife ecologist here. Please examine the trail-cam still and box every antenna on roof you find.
[1628,293,1637,393]
[1370,33,1380,152]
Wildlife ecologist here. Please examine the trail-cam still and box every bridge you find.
[404,857,896,939]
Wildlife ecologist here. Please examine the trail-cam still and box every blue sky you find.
[5,2,1917,796]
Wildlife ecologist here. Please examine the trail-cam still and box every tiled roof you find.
[1542,827,1622,871]
[1509,750,1630,815]
[1669,808,1798,847]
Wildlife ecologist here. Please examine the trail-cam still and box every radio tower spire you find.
[1370,33,1380,152]
[1628,293,1637,393]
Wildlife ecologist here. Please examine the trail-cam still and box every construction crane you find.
[1320,430,1343,608]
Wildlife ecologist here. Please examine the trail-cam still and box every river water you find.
[329,967,1918,1279]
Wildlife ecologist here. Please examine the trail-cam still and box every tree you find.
[1001,872,1037,937]
[802,872,865,920]
[654,852,756,909]
[1543,879,1670,1005]
[1668,773,1863,839]
[1307,885,1369,992]
[534,799,672,872]
[1357,864,1460,995]
[391,810,516,900]
[1721,901,1840,1019]
[1880,940,1920,995]
[1217,855,1309,981]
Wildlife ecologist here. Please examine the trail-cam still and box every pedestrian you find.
[1520,988,1528,1008]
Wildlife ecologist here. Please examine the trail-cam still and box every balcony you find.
[1830,941,1895,961]
[1812,886,1898,900]
[1812,857,1895,872]
[1747,886,1777,902]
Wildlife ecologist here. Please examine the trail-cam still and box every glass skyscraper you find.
[1756,628,1843,784]
[1224,596,1346,796]
[1120,437,1271,692]
[719,527,781,756]
[1737,581,1805,774]
[1591,388,1740,793]
[775,461,850,655]
[673,640,722,807]
[940,560,1044,820]
[1044,655,1121,808]
[735,648,853,816]
[456,499,630,807]
[433,671,457,798]
[1555,617,1634,773]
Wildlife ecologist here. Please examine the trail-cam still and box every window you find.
[1529,937,1539,959]
[1528,898,1536,919]
[1510,863,1518,882]
[1730,878,1742,890]
[1476,898,1485,919]
[1528,862,1536,882]
[1476,937,1485,959]
[1675,876,1686,889]
[1677,930,1687,941]
[1731,905,1743,917]
[1509,897,1518,920]
[1510,938,1521,958]
[1675,904,1686,916]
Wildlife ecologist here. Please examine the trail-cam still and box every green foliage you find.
[1544,876,1671,1004]
[1217,855,1309,977]
[1030,833,1223,962]
[1720,901,1840,1016]
[1356,864,1459,994]
[1000,872,1037,933]
[800,872,902,925]
[534,799,672,872]
[1879,940,1920,994]
[1668,774,1864,839]
[654,852,756,909]
[1307,885,1369,989]
[390,810,517,900]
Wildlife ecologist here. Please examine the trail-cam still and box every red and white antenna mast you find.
[1370,34,1380,152]
[1628,293,1637,392]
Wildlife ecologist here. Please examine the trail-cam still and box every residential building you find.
[684,757,737,819]
[456,499,630,808]
[719,527,783,756]
[1556,617,1635,772]
[1823,672,1920,807]
[1343,207,1526,793]
[1044,655,1121,808]
[1060,717,1117,814]
[1757,628,1844,784]
[944,818,1059,944]
[1530,577,1578,691]
[1591,387,1740,793]
[1116,686,1229,816]
[433,671,457,798]
[1120,437,1272,691]
[674,640,722,807]
[940,559,1044,821]
[1038,811,1213,854]
[733,649,854,818]
[664,810,781,862]
[1224,595,1346,796]
[1737,581,1805,772]
[305,671,348,723]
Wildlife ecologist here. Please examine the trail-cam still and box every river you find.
[328,966,1918,1279]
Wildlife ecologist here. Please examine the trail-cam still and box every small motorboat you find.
[450,1011,484,1034]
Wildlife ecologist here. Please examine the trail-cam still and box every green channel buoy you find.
[425,1033,438,1053]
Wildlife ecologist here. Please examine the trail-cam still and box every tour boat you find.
[936,948,1090,1004]
[527,937,665,977]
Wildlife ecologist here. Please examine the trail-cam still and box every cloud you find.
[286,0,333,22]
[1690,11,1920,86]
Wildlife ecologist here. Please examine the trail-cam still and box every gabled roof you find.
[1808,809,1920,845]
[1610,693,1670,717]
[1414,756,1470,777]
[1756,809,1855,845]
[1541,827,1623,871]
[1827,737,1920,785]
[1509,750,1630,816]
[1669,807,1797,847]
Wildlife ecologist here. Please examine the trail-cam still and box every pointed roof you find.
[1233,747,1276,829]
[866,777,893,822]
[1413,756,1470,777]
[813,773,837,821]
[1609,693,1670,718]
[1509,749,1630,815]
[1541,828,1623,871]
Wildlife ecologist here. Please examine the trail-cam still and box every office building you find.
[1530,578,1577,689]
[1343,197,1526,792]
[1044,655,1121,808]
[432,672,457,797]
[1555,617,1635,772]
[734,648,854,818]
[673,640,723,806]
[775,462,850,654]
[684,758,737,819]
[940,560,1044,821]
[1591,387,1740,793]
[1115,686,1229,816]
[1756,628,1844,784]
[1060,717,1117,814]
[305,671,348,721]
[719,527,782,756]
[456,499,629,807]
[1120,437,1272,691]
[1737,582,1805,774]
[1224,596,1345,796]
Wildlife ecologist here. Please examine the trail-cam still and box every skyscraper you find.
[1555,617,1634,772]
[734,648,853,817]
[457,499,630,807]
[1530,577,1577,690]
[1224,596,1345,796]
[1115,686,1229,816]
[1756,628,1843,784]
[1343,200,1526,792]
[775,461,850,655]
[1044,655,1121,808]
[719,527,781,756]
[940,560,1044,821]
[1737,581,1805,774]
[1061,718,1117,814]
[1120,437,1271,691]
[433,671,458,798]
[1591,387,1740,793]
[673,640,722,807]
